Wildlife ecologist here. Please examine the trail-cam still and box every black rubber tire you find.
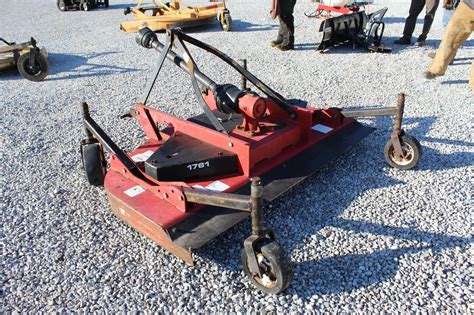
[220,13,232,32]
[17,52,49,82]
[81,142,106,186]
[57,0,67,11]
[104,0,109,7]
[241,239,293,294]
[384,135,422,170]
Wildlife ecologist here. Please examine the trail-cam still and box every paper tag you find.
[312,124,333,134]
[124,185,145,197]
[192,185,206,190]
[131,150,154,162]
[205,181,230,192]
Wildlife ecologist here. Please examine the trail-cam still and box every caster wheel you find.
[57,0,67,11]
[384,134,422,170]
[104,0,109,7]
[220,12,232,32]
[17,52,49,82]
[82,3,89,11]
[241,239,292,294]
[81,142,106,186]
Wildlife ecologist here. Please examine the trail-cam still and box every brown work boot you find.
[276,36,294,51]
[424,71,438,79]
[414,36,426,47]
[270,38,283,47]
[276,43,294,51]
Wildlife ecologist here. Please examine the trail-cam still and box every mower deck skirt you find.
[106,121,374,264]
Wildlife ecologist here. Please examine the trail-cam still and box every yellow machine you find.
[121,0,232,33]
[0,37,49,81]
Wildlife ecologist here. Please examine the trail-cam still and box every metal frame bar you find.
[342,93,406,157]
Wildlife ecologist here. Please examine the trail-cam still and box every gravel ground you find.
[1,0,473,312]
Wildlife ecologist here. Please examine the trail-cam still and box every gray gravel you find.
[1,0,473,312]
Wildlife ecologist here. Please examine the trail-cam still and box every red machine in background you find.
[80,28,421,294]
[307,1,391,53]
[306,0,372,18]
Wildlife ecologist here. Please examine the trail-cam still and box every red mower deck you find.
[80,28,422,294]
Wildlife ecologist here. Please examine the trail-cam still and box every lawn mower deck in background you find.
[0,37,49,81]
[81,27,422,294]
[57,0,109,11]
[309,1,391,53]
[121,0,232,33]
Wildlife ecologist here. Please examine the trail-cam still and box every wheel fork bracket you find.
[342,93,407,159]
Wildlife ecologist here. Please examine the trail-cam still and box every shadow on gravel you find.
[441,79,469,85]
[382,17,425,24]
[177,20,278,34]
[0,66,23,81]
[107,4,132,10]
[293,218,472,296]
[45,52,140,81]
[196,114,471,297]
[231,20,278,32]
[370,115,474,172]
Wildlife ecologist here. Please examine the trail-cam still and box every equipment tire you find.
[81,142,106,186]
[384,135,422,170]
[17,52,49,82]
[57,0,67,11]
[241,239,292,294]
[220,13,232,32]
[104,0,109,7]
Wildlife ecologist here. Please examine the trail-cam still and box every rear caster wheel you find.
[241,239,292,294]
[82,2,89,11]
[220,12,232,32]
[17,52,49,82]
[104,0,109,7]
[81,142,106,186]
[384,134,422,170]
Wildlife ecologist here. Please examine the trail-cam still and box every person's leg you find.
[426,1,474,78]
[396,0,426,43]
[271,21,285,47]
[277,0,296,50]
[415,0,440,45]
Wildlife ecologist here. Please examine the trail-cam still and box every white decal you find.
[206,181,230,192]
[187,161,210,171]
[124,185,145,197]
[131,150,154,162]
[312,124,333,134]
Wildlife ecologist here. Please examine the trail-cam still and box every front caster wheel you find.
[241,239,292,294]
[384,134,422,170]
[219,12,232,32]
[81,142,106,186]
